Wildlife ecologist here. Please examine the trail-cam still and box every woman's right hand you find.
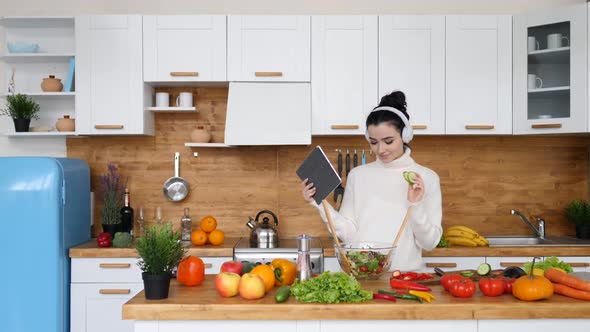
[301,178,316,203]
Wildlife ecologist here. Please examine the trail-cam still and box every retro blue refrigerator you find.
[0,157,91,332]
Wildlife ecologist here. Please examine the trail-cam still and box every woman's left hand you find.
[407,172,425,203]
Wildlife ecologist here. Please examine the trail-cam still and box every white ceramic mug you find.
[527,36,540,53]
[528,74,543,90]
[155,92,170,107]
[176,92,193,107]
[547,33,569,49]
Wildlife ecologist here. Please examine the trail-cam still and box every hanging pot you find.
[162,152,190,202]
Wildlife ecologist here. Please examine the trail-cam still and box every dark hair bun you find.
[379,90,407,113]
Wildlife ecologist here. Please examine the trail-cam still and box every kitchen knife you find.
[353,149,358,168]
[361,149,366,165]
[434,267,445,276]
[345,150,350,176]
[333,150,344,203]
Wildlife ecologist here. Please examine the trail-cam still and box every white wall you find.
[0,0,585,157]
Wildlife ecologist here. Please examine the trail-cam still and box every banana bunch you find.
[444,226,489,247]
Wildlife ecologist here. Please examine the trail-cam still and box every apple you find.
[238,273,266,300]
[214,272,241,298]
[220,260,244,275]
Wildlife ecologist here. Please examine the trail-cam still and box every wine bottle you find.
[120,188,134,235]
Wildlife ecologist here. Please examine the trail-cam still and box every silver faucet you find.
[511,210,545,239]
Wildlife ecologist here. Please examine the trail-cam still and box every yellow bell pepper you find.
[272,258,297,286]
[409,290,436,303]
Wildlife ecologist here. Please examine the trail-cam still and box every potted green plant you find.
[135,223,186,299]
[564,199,590,239]
[1,93,40,132]
[98,163,126,237]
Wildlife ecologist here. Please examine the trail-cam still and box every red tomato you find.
[177,256,205,286]
[502,277,517,294]
[449,277,476,298]
[441,273,463,291]
[479,277,505,297]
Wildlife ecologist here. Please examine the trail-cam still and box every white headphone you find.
[365,106,414,143]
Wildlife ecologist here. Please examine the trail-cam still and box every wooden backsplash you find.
[67,87,590,238]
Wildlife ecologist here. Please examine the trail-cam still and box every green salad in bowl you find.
[335,242,395,280]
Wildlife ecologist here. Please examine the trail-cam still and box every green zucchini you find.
[274,285,291,303]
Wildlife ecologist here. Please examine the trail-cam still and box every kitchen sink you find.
[486,235,590,246]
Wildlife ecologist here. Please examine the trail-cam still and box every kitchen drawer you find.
[416,257,485,273]
[72,258,142,283]
[485,256,537,270]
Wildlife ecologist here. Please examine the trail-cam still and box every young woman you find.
[302,91,442,271]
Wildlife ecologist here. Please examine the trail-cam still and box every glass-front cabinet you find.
[513,3,587,134]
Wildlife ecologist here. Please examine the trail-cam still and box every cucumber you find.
[274,285,291,303]
[477,263,492,276]
[460,271,474,277]
[402,171,416,185]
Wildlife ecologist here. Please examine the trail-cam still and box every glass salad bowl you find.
[335,242,395,280]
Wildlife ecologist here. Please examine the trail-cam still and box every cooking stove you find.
[233,237,324,274]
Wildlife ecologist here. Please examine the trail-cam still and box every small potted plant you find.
[98,163,126,237]
[564,199,590,239]
[1,93,40,132]
[136,223,186,299]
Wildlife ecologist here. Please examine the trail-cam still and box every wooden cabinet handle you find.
[465,125,495,130]
[170,72,199,77]
[532,123,562,129]
[331,125,359,130]
[95,125,124,129]
[425,263,457,268]
[204,263,213,269]
[99,289,131,295]
[500,262,526,267]
[255,72,283,77]
[412,125,427,130]
[565,262,590,267]
[99,263,131,269]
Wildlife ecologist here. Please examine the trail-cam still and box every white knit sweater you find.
[314,148,442,271]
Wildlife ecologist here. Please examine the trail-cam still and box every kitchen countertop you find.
[122,276,590,320]
[69,237,241,258]
[70,236,590,258]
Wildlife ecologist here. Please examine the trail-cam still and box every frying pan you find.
[163,152,190,202]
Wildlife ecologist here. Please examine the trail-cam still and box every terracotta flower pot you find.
[56,115,75,132]
[190,126,211,143]
[41,75,63,92]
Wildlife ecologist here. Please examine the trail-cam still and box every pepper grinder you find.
[296,234,313,281]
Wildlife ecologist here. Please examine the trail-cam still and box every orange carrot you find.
[545,268,590,292]
[553,283,590,301]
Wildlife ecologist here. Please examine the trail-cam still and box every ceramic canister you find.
[190,126,211,143]
[56,115,75,132]
[41,75,63,92]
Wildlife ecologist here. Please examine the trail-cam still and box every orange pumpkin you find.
[177,256,205,286]
[512,257,554,301]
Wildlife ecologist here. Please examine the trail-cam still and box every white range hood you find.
[224,82,311,145]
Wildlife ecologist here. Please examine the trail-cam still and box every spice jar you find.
[56,115,75,132]
[41,75,63,92]
[190,126,211,143]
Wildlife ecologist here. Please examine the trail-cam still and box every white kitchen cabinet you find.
[1,16,76,136]
[379,15,445,135]
[416,256,485,273]
[143,15,226,82]
[311,16,378,135]
[75,15,153,135]
[513,3,587,134]
[445,15,512,135]
[71,257,143,332]
[479,319,590,332]
[227,15,310,82]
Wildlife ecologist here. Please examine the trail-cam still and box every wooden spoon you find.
[385,206,414,264]
[321,200,351,273]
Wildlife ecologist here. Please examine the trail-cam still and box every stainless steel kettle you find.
[246,210,279,248]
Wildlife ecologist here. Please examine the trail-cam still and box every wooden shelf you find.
[146,106,197,113]
[3,131,75,137]
[528,86,570,93]
[184,142,232,148]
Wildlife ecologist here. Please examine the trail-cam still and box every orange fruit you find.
[200,215,217,233]
[208,229,225,246]
[250,264,275,292]
[190,230,208,246]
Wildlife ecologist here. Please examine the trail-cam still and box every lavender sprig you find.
[98,163,128,225]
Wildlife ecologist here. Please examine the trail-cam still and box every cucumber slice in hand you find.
[477,263,492,276]
[402,171,417,185]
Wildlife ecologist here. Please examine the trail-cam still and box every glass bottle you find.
[296,234,313,282]
[154,206,162,225]
[181,208,192,244]
[120,188,134,235]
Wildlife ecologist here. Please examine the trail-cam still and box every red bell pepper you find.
[389,278,432,291]
[96,232,112,247]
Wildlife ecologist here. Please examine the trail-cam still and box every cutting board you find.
[415,269,505,285]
